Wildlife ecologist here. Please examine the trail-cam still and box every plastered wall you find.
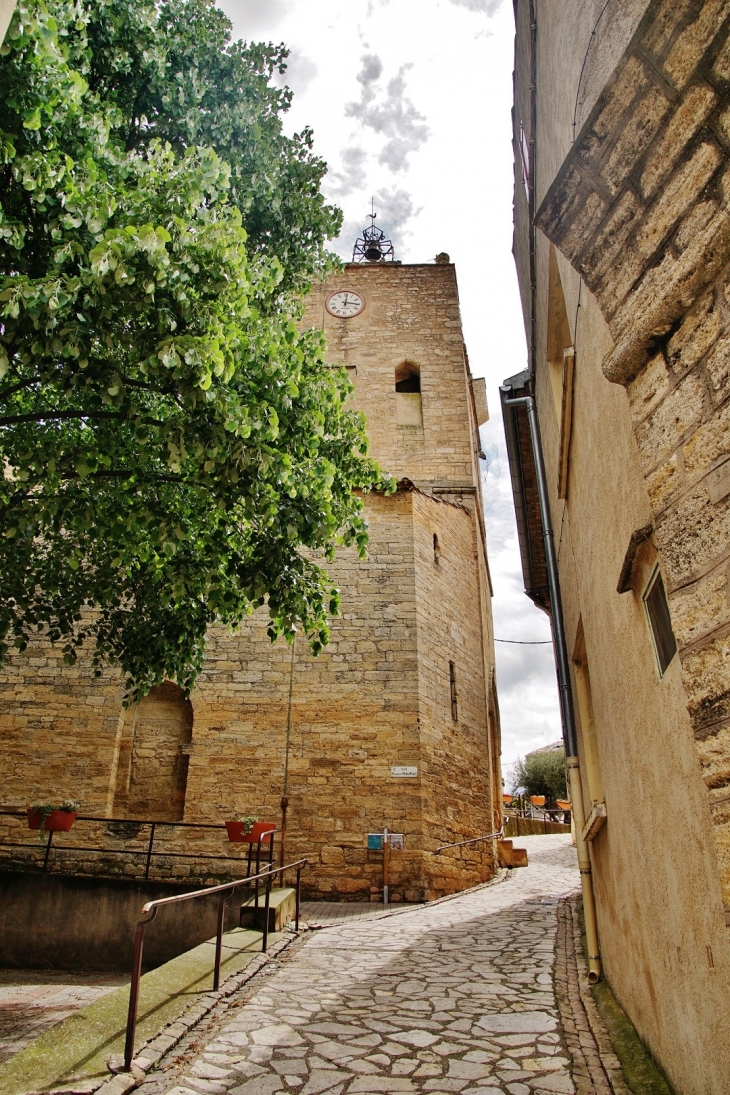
[513,1,730,1089]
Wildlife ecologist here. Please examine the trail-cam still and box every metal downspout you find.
[501,392,602,984]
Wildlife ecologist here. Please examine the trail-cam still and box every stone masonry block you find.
[713,29,730,81]
[663,0,730,90]
[580,191,643,291]
[635,371,707,473]
[658,481,730,587]
[667,287,722,375]
[670,568,728,651]
[603,84,672,195]
[682,399,730,478]
[704,333,730,404]
[646,84,717,197]
[647,454,684,514]
[576,56,651,171]
[626,352,672,427]
[642,0,697,59]
[634,142,722,262]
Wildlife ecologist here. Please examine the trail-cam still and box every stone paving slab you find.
[0,971,128,1066]
[300,903,394,928]
[139,836,585,1095]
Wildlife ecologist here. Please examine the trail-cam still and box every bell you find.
[365,244,383,262]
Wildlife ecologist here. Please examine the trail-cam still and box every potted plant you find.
[224,816,275,844]
[27,800,79,838]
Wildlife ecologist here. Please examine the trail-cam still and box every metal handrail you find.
[0,809,277,881]
[123,856,308,1073]
[434,828,504,854]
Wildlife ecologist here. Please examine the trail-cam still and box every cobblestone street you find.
[140,835,581,1095]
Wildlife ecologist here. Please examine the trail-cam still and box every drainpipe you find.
[500,390,602,984]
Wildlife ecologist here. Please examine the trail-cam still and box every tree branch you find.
[0,411,165,427]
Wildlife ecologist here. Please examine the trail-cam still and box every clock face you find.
[326,290,365,318]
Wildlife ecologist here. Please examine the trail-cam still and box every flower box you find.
[225,820,275,844]
[27,807,77,832]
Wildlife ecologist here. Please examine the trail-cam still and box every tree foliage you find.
[512,749,567,800]
[0,0,391,701]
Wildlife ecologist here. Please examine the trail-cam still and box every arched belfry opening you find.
[395,361,423,426]
[124,682,193,821]
[395,362,421,393]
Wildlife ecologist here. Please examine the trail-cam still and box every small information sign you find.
[391,765,418,778]
[367,832,404,850]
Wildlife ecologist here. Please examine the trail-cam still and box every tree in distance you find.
[0,0,392,701]
[512,749,567,801]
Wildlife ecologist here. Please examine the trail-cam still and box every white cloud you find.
[326,146,368,197]
[279,50,318,95]
[346,54,430,172]
[449,0,504,13]
[227,0,292,33]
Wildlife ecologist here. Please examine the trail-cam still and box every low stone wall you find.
[503,816,570,837]
[0,871,242,971]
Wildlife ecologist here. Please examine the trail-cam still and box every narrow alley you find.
[137,836,607,1095]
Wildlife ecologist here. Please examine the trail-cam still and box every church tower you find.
[180,220,503,900]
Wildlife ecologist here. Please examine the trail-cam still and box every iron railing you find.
[0,809,276,882]
[434,828,504,854]
[123,857,307,1072]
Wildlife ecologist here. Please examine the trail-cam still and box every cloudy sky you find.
[218,0,561,779]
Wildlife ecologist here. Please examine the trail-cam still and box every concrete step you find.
[240,886,296,932]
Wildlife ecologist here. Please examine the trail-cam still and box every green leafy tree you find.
[512,749,567,800]
[0,0,391,701]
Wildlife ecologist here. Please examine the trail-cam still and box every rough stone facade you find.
[510,1,730,1091]
[0,262,502,902]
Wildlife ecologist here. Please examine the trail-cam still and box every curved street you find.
[139,836,585,1095]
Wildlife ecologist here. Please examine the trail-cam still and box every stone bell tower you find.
[176,216,504,900]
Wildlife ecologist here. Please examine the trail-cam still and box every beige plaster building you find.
[0,256,503,903]
[506,1,730,1090]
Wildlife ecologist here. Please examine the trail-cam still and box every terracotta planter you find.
[502,793,513,804]
[225,820,275,844]
[529,795,546,807]
[27,808,77,832]
[556,800,571,811]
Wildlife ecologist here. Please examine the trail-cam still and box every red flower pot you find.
[225,820,275,844]
[27,808,77,832]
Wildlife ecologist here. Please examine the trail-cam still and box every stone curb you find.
[86,929,301,1095]
[303,866,510,929]
[555,896,631,1095]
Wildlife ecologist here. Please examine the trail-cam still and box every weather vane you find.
[353,200,395,263]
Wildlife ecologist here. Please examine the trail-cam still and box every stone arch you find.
[395,360,421,392]
[125,682,193,821]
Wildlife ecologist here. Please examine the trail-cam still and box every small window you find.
[643,568,677,677]
[449,661,458,721]
[395,362,420,392]
[433,533,441,565]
